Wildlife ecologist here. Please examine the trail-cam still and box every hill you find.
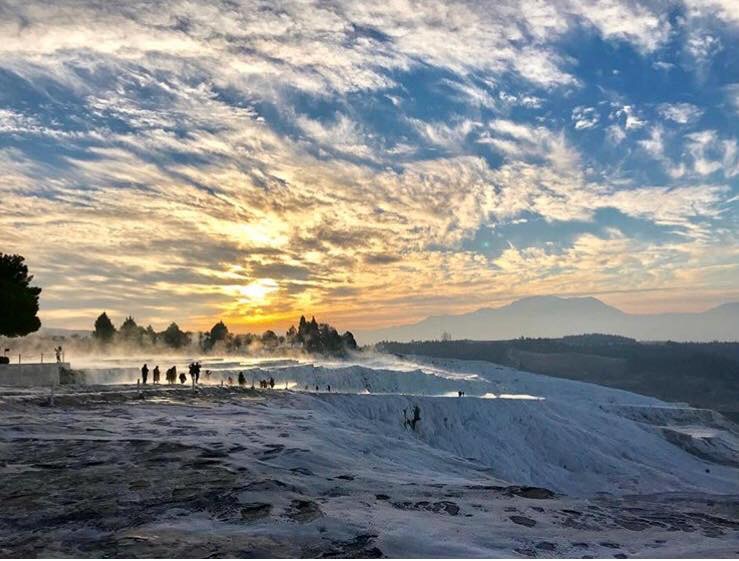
[359,296,739,343]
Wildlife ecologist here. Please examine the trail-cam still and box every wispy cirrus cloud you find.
[0,0,738,331]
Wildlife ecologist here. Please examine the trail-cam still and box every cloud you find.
[606,124,627,144]
[572,106,600,129]
[684,129,739,177]
[296,113,377,161]
[725,83,739,114]
[638,125,666,158]
[658,102,704,124]
[570,0,670,52]
[686,32,723,62]
[0,0,737,330]
[685,0,739,26]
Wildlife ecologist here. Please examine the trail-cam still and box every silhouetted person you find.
[166,366,177,384]
[55,346,62,362]
[327,385,331,392]
[153,365,160,384]
[141,363,149,385]
[269,377,275,389]
[205,369,212,380]
[315,384,319,391]
[238,372,246,387]
[179,371,186,384]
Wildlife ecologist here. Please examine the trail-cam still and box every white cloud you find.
[569,0,670,52]
[572,106,600,129]
[606,124,627,144]
[686,32,722,62]
[685,0,739,26]
[623,105,647,130]
[296,114,377,160]
[410,118,478,152]
[658,102,703,124]
[0,0,736,328]
[725,83,739,114]
[686,130,723,175]
[638,126,665,158]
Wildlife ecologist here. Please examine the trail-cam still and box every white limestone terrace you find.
[28,353,739,497]
[1,353,738,557]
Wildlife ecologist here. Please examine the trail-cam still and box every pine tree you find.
[162,322,189,348]
[0,253,42,337]
[93,312,116,343]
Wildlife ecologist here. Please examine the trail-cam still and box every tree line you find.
[93,312,358,355]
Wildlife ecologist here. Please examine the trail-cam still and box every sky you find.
[1,0,738,333]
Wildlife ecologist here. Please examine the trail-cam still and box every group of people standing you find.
[137,364,350,395]
[223,373,273,388]
[140,361,203,385]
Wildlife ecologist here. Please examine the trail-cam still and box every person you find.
[205,369,212,380]
[315,384,319,391]
[166,366,176,384]
[269,377,275,389]
[179,370,186,384]
[153,365,160,384]
[227,376,234,386]
[141,363,149,385]
[327,384,331,392]
[194,362,201,384]
[238,372,246,387]
[55,346,63,362]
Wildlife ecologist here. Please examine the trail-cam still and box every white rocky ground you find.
[0,354,737,557]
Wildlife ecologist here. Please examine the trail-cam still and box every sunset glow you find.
[1,1,737,334]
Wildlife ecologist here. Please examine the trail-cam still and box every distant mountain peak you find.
[505,295,621,313]
[359,295,738,344]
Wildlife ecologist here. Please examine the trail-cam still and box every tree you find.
[0,253,42,337]
[93,312,116,343]
[119,315,144,344]
[285,325,298,346]
[119,315,138,335]
[211,321,229,341]
[145,324,158,345]
[261,329,279,348]
[162,322,190,349]
[203,320,229,351]
[342,331,358,350]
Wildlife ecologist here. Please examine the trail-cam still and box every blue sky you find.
[0,0,737,331]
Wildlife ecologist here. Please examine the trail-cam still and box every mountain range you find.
[359,296,739,344]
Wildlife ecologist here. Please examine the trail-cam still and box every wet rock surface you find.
[0,385,737,557]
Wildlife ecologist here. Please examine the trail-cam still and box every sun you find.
[237,278,279,303]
